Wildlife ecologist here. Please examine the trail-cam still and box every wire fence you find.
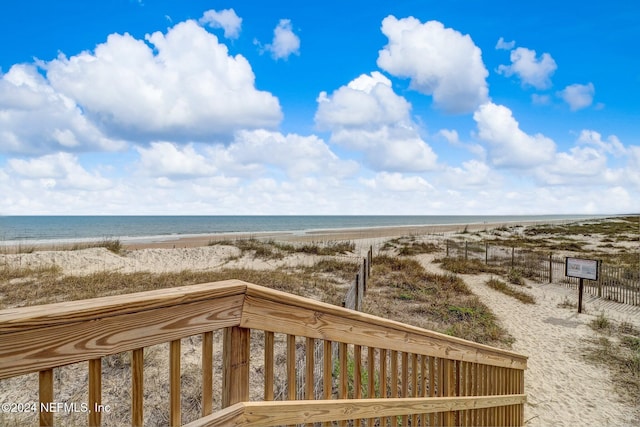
[446,240,640,306]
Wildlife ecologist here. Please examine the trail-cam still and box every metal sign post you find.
[565,257,599,314]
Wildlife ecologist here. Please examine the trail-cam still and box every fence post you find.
[511,247,515,269]
[485,243,489,265]
[355,273,360,311]
[548,253,553,283]
[222,326,250,407]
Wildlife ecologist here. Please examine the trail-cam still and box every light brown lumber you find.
[222,326,250,408]
[202,331,213,417]
[0,280,248,334]
[264,331,274,401]
[241,287,526,370]
[170,340,181,427]
[1,294,243,379]
[131,348,144,427]
[88,358,102,427]
[39,368,53,427]
[184,395,528,427]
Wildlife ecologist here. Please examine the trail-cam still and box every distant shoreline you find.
[0,214,617,250]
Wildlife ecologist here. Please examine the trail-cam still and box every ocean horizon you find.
[0,214,610,246]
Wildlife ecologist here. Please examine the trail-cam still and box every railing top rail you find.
[1,280,526,379]
[0,279,248,334]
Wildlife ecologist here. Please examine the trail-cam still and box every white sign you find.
[565,257,599,281]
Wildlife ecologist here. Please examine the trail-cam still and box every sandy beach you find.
[1,218,639,426]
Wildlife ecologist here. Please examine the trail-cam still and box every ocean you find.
[0,215,606,247]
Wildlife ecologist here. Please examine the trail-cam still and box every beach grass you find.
[366,255,513,347]
[485,277,536,304]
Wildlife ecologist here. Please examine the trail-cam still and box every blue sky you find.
[1,0,639,215]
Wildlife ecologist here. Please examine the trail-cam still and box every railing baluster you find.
[401,351,408,426]
[287,334,296,402]
[390,350,398,427]
[411,353,418,426]
[222,326,250,408]
[354,344,362,427]
[131,349,144,427]
[88,358,102,427]
[323,340,333,427]
[380,348,387,427]
[306,337,315,401]
[265,331,274,401]
[339,342,348,427]
[202,331,213,417]
[39,369,53,427]
[429,356,435,427]
[170,340,181,427]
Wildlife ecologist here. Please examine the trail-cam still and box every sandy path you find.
[416,253,639,426]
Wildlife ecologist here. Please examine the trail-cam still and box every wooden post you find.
[446,240,449,257]
[202,331,213,417]
[264,331,275,401]
[306,337,315,400]
[597,263,602,298]
[39,369,54,427]
[549,253,553,283]
[88,358,102,427]
[222,326,250,408]
[578,278,584,314]
[131,349,144,427]
[170,340,181,427]
[485,243,489,265]
[355,273,360,312]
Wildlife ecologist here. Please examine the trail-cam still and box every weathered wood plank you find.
[184,395,528,427]
[241,290,526,369]
[0,295,243,379]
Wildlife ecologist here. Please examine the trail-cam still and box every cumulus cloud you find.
[223,129,358,179]
[377,15,489,114]
[8,152,111,190]
[497,47,557,89]
[264,19,300,60]
[316,72,437,172]
[46,20,282,142]
[361,172,433,192]
[315,72,411,129]
[473,102,556,168]
[577,130,625,156]
[558,83,595,111]
[495,37,515,50]
[0,64,126,155]
[136,142,216,178]
[199,9,242,39]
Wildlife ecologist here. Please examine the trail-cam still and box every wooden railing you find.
[0,280,527,426]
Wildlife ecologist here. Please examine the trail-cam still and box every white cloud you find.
[46,20,282,142]
[361,172,433,192]
[0,64,126,155]
[316,72,437,172]
[223,129,358,179]
[577,130,625,156]
[558,83,595,111]
[315,71,411,129]
[8,152,111,190]
[264,19,300,60]
[442,160,499,188]
[495,37,515,50]
[199,9,242,39]
[136,142,216,178]
[473,102,556,168]
[498,47,557,89]
[377,15,489,114]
